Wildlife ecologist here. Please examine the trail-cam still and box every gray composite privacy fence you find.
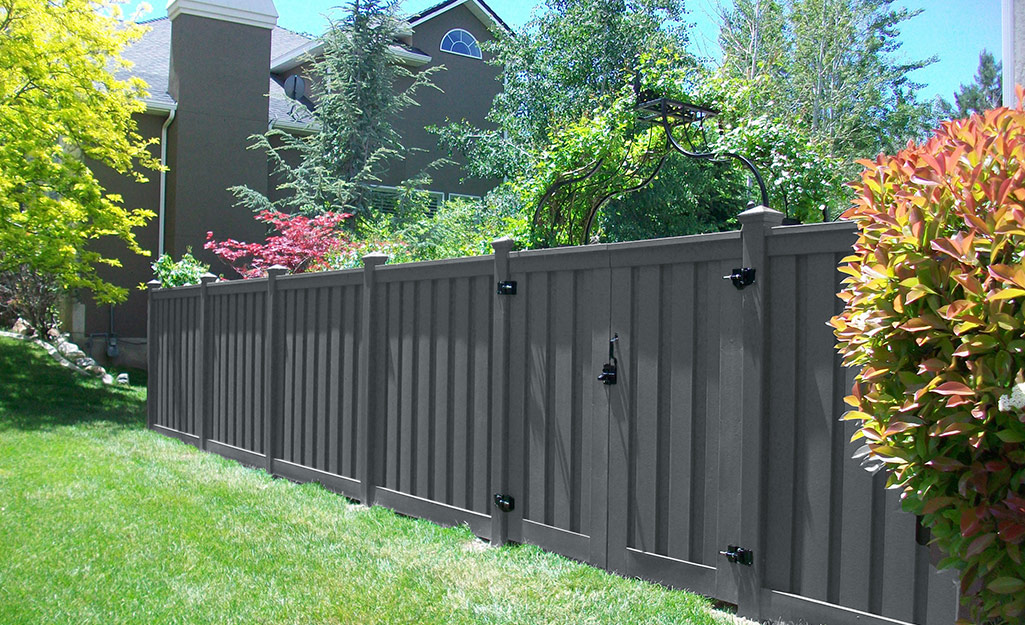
[148,208,960,625]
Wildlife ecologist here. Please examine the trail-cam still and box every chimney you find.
[164,0,278,263]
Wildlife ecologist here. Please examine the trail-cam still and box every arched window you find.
[440,28,482,59]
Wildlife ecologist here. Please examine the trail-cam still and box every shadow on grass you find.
[0,337,146,432]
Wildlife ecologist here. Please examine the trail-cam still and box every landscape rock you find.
[12,318,33,337]
[75,357,96,368]
[116,373,130,385]
[85,365,105,377]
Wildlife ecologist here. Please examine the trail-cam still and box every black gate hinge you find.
[493,493,515,512]
[497,280,517,295]
[722,268,756,290]
[719,545,754,566]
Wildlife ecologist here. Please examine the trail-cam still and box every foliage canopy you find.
[0,0,158,303]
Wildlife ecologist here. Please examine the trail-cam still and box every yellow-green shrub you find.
[832,89,1025,622]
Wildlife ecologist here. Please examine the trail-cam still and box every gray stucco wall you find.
[83,112,163,342]
[166,14,272,268]
[388,4,502,196]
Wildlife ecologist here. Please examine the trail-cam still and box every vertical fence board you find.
[471,275,491,515]
[453,277,473,510]
[525,271,549,525]
[698,262,722,568]
[328,287,341,474]
[551,270,574,531]
[317,288,330,470]
[399,281,415,493]
[794,253,838,602]
[433,279,451,504]
[416,281,433,498]
[631,265,661,553]
[666,263,696,563]
[881,490,917,621]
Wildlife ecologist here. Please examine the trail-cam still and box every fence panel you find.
[760,224,959,625]
[370,259,495,537]
[274,273,363,493]
[148,217,961,625]
[151,288,201,442]
[605,234,743,602]
[505,246,611,566]
[209,285,266,456]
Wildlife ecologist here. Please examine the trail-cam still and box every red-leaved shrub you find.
[832,88,1025,622]
[205,210,353,278]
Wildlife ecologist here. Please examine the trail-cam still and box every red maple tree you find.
[205,209,353,278]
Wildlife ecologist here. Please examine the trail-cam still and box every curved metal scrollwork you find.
[534,94,771,246]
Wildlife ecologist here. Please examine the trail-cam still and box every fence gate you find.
[604,233,746,605]
[501,231,746,603]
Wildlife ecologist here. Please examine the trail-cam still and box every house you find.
[73,0,509,368]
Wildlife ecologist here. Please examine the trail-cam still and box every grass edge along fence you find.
[148,207,960,625]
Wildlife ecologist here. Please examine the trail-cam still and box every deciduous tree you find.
[0,0,158,305]
[717,0,935,186]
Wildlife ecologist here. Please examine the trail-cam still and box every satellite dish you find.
[283,75,306,101]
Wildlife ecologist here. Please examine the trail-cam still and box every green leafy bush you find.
[328,190,527,269]
[832,92,1025,622]
[151,251,209,288]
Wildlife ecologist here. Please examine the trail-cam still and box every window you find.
[440,28,482,59]
[367,185,445,213]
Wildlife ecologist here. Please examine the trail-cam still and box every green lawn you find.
[0,336,740,624]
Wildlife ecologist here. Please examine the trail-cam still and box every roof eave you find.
[142,98,178,114]
[407,0,511,34]
[270,118,320,135]
[270,41,431,73]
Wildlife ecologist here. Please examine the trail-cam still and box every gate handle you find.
[598,334,618,385]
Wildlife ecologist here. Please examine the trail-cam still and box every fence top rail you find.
[767,220,857,257]
[607,228,741,252]
[278,268,363,290]
[375,254,494,282]
[207,279,269,295]
[152,284,201,299]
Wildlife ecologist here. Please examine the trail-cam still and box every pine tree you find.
[936,50,1002,119]
[231,0,438,221]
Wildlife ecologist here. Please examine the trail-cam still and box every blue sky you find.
[124,0,1002,103]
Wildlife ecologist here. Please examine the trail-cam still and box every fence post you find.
[358,253,388,507]
[736,205,784,620]
[264,266,288,475]
[146,280,161,430]
[490,237,514,546]
[198,273,216,450]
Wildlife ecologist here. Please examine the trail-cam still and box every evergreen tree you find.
[936,50,1002,119]
[232,0,438,221]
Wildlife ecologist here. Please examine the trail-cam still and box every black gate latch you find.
[597,334,618,385]
[719,545,754,566]
[722,267,756,290]
[497,280,517,295]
